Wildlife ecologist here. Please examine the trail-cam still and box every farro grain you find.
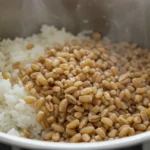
[101,109,108,117]
[92,87,97,94]
[53,104,59,118]
[132,78,142,88]
[94,135,102,141]
[31,64,40,71]
[37,75,48,86]
[70,133,81,142]
[47,116,55,124]
[80,126,95,134]
[119,73,129,83]
[81,88,92,95]
[74,112,82,119]
[108,129,117,138]
[2,72,11,79]
[102,80,110,89]
[52,96,60,105]
[124,89,131,100]
[133,123,146,131]
[111,66,118,76]
[114,97,122,109]
[107,105,116,111]
[143,98,149,107]
[136,88,146,94]
[95,89,103,98]
[109,114,117,123]
[79,118,88,129]
[110,81,118,90]
[52,132,60,142]
[74,105,84,112]
[135,95,143,103]
[93,72,101,83]
[101,117,113,127]
[24,96,36,104]
[21,75,30,84]
[43,132,54,140]
[73,49,81,60]
[104,92,111,100]
[121,102,128,110]
[65,86,77,94]
[140,111,148,122]
[66,119,79,129]
[53,86,61,92]
[88,115,100,123]
[65,94,77,104]
[67,115,76,122]
[59,99,68,112]
[81,134,90,142]
[91,105,99,114]
[51,123,64,133]
[45,102,53,112]
[36,111,45,122]
[60,63,69,70]
[128,127,135,136]
[127,116,134,124]
[110,90,117,96]
[118,117,129,125]
[66,128,76,136]
[119,126,129,138]
[95,127,106,139]
[74,81,83,87]
[79,95,92,103]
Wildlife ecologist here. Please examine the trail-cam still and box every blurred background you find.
[0,0,150,47]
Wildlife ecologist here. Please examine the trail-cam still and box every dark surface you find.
[0,143,143,150]
[120,145,142,150]
[0,143,12,150]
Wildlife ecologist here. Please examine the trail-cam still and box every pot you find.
[0,0,150,149]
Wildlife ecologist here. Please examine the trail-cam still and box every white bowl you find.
[0,132,150,149]
[0,1,150,149]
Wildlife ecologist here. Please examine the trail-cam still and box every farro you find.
[15,29,150,142]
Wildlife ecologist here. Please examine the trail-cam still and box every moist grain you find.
[14,31,150,143]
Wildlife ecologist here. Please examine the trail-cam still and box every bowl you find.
[0,0,150,149]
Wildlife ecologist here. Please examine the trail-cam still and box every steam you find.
[21,0,75,37]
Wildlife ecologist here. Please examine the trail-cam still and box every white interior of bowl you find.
[0,132,150,150]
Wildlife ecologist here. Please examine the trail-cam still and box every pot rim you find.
[0,131,149,149]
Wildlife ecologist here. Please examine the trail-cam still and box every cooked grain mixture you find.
[0,25,150,142]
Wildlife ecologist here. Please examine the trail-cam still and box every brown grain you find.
[16,31,150,142]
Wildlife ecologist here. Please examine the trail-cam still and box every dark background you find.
[0,143,142,150]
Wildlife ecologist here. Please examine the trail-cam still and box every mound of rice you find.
[0,25,87,137]
[0,74,41,137]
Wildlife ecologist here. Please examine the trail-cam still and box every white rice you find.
[0,74,41,137]
[0,25,88,137]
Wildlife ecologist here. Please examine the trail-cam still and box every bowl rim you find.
[0,131,150,149]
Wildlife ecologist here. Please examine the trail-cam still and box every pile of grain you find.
[16,32,150,142]
[0,25,150,142]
